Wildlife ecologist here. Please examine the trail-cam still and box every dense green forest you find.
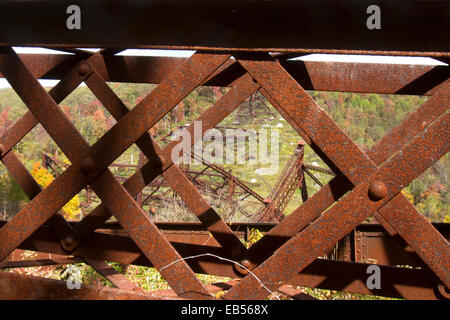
[0,83,448,223]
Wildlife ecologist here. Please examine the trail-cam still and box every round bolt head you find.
[0,143,5,155]
[80,157,96,175]
[368,181,388,201]
[78,63,91,76]
[64,235,74,246]
[234,259,252,275]
[437,284,450,299]
[241,259,251,269]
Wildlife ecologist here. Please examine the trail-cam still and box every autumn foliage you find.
[31,162,81,221]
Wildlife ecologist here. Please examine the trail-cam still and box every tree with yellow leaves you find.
[31,162,81,221]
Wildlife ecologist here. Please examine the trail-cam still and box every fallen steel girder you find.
[67,70,258,256]
[256,142,305,222]
[41,149,263,220]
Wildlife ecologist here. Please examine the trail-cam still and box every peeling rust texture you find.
[1,221,447,300]
[0,10,448,300]
[0,271,181,300]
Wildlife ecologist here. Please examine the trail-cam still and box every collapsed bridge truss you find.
[0,0,448,300]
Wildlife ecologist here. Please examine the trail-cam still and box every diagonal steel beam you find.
[83,68,254,258]
[0,58,93,241]
[69,72,259,255]
[224,109,449,299]
[0,61,91,153]
[0,152,72,240]
[237,56,449,286]
[245,80,450,266]
[265,83,450,284]
[0,48,230,298]
[367,80,450,164]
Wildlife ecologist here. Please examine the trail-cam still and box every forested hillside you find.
[0,83,448,223]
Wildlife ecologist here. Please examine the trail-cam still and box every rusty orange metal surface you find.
[0,6,448,299]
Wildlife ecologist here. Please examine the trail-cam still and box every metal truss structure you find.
[0,0,448,300]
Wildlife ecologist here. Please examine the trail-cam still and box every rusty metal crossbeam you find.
[0,48,233,299]
[0,271,180,300]
[66,69,259,257]
[244,81,449,264]
[1,220,446,300]
[222,58,449,297]
[0,26,448,300]
[7,54,448,96]
[216,56,449,299]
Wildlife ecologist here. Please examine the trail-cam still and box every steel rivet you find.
[368,181,388,201]
[236,259,251,275]
[80,157,96,175]
[78,63,91,76]
[241,259,251,268]
[437,284,450,299]
[64,235,74,247]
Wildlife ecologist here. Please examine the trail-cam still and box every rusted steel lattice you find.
[0,1,449,301]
